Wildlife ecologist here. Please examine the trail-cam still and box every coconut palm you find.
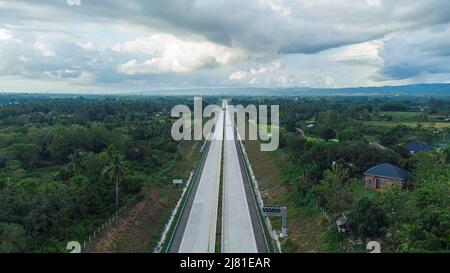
[67,149,84,176]
[102,151,128,214]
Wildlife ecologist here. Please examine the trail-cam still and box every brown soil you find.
[87,187,174,253]
[87,140,200,253]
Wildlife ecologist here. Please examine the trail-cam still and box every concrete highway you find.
[177,107,224,253]
[169,100,267,253]
[221,101,258,253]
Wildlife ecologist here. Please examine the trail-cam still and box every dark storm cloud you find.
[376,24,450,81]
[1,0,450,89]
[5,0,450,54]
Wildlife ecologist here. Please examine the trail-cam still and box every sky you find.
[0,0,450,93]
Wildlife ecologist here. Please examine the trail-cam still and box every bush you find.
[0,223,27,253]
[348,198,388,239]
[320,128,336,141]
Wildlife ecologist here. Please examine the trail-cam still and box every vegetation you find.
[238,96,449,253]
[0,94,448,253]
[0,95,201,252]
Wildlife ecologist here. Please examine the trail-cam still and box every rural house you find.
[364,163,409,191]
[406,140,433,155]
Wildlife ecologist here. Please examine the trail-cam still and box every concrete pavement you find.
[221,101,258,253]
[177,108,224,253]
[169,100,267,253]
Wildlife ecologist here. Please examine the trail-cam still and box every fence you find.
[69,137,214,253]
[79,194,141,253]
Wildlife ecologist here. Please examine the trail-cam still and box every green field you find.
[363,120,450,128]
[380,111,447,122]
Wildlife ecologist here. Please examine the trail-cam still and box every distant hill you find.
[143,83,450,97]
[2,83,450,98]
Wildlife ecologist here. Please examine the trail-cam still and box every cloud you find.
[5,0,450,55]
[325,76,336,87]
[328,40,382,65]
[229,60,282,82]
[115,34,241,74]
[0,28,13,43]
[274,74,296,86]
[0,28,21,45]
[0,0,450,91]
[366,0,382,6]
[33,41,55,57]
[229,60,297,86]
[0,28,119,84]
[375,24,450,81]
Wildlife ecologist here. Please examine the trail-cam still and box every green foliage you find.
[281,158,318,185]
[324,225,346,252]
[293,184,318,207]
[379,102,407,112]
[67,149,84,176]
[102,148,129,211]
[443,147,450,164]
[48,125,91,163]
[255,96,450,252]
[348,198,388,239]
[284,137,400,183]
[0,96,183,252]
[337,128,364,142]
[312,164,352,213]
[394,152,450,252]
[319,127,336,141]
[317,110,344,129]
[1,95,447,253]
[0,223,27,253]
[7,144,41,167]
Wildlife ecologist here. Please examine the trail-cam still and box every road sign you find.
[262,206,287,238]
[173,179,183,185]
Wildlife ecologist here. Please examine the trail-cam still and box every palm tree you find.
[102,151,128,214]
[67,149,84,176]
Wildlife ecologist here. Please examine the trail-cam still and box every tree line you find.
[0,96,185,252]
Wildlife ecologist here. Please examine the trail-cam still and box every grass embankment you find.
[243,140,330,253]
[88,140,201,253]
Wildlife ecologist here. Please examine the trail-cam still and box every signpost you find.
[262,206,287,238]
